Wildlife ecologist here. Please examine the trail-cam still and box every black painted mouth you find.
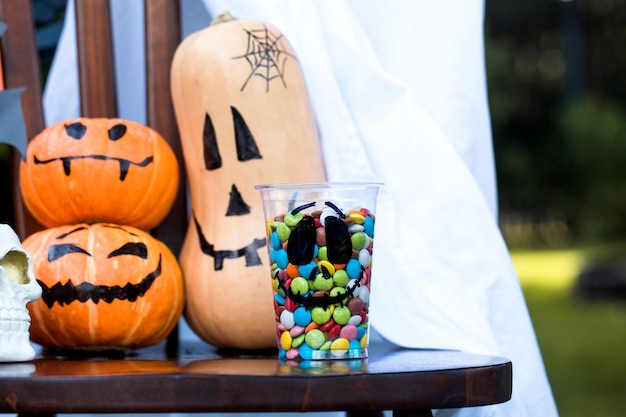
[34,154,154,181]
[37,255,162,308]
[193,212,266,271]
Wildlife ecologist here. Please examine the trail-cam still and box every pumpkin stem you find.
[211,11,236,25]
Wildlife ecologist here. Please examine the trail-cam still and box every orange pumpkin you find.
[19,118,179,231]
[170,13,326,349]
[24,223,184,350]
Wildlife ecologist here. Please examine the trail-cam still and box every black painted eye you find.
[325,216,352,264]
[108,124,127,140]
[108,242,148,259]
[48,243,91,262]
[203,113,222,170]
[287,216,317,265]
[232,106,262,161]
[65,122,87,139]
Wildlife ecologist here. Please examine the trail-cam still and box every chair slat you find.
[0,0,45,239]
[75,0,117,118]
[144,0,187,256]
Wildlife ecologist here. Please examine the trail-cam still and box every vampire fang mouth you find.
[34,155,154,181]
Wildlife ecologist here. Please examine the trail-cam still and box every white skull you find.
[0,224,42,362]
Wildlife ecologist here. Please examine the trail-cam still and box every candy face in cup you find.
[256,182,381,360]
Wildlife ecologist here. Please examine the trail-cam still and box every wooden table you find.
[0,339,512,417]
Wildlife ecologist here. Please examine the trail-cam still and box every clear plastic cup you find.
[256,182,382,360]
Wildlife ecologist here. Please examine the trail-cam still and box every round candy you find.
[329,286,346,303]
[305,329,326,349]
[330,338,349,356]
[346,259,361,279]
[280,309,295,329]
[332,269,349,287]
[363,216,374,237]
[348,297,364,315]
[299,343,314,360]
[349,339,362,352]
[294,306,312,327]
[290,277,309,296]
[313,272,333,291]
[298,261,318,280]
[317,260,335,276]
[273,293,285,305]
[274,221,291,241]
[311,306,332,325]
[292,333,306,348]
[351,232,368,250]
[358,286,370,304]
[270,231,282,250]
[339,324,358,340]
[319,207,340,225]
[332,305,351,325]
[348,314,362,326]
[284,211,304,226]
[348,224,365,233]
[280,331,292,350]
[348,212,365,224]
[316,227,326,246]
[290,325,305,337]
[286,348,300,359]
[274,249,289,269]
[358,248,371,268]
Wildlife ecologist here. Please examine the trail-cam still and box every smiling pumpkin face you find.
[19,118,179,231]
[171,17,326,349]
[23,223,184,350]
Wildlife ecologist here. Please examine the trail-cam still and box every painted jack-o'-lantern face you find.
[19,118,179,231]
[23,223,184,350]
[172,17,326,349]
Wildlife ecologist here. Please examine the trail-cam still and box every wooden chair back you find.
[0,0,187,257]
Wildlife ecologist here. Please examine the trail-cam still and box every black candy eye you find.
[287,216,317,265]
[325,216,352,264]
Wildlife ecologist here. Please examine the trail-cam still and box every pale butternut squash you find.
[170,13,326,349]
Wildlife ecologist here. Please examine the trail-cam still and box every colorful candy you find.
[265,201,375,360]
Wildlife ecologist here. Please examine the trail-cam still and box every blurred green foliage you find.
[486,0,626,247]
[560,98,626,239]
[513,246,626,417]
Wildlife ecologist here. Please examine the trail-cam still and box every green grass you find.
[511,246,626,417]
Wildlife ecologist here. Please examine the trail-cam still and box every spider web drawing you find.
[233,25,296,92]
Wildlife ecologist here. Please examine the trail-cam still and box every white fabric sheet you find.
[42,1,559,416]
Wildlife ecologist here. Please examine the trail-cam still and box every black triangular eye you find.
[65,122,87,139]
[225,184,251,216]
[232,106,262,162]
[325,216,352,264]
[108,124,127,140]
[203,113,222,170]
[287,216,316,265]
